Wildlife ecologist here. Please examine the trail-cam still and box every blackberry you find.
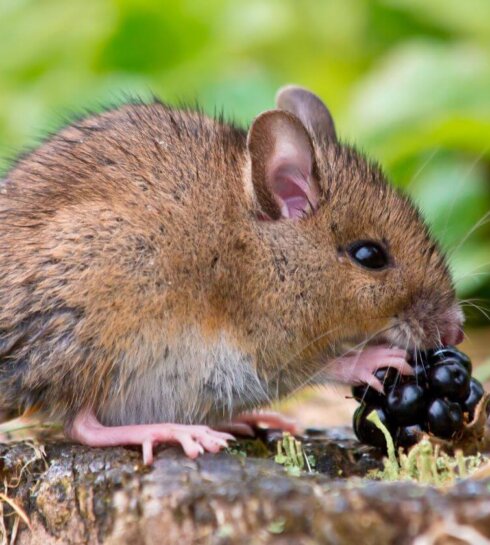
[352,346,485,450]
[463,378,485,420]
[395,424,423,449]
[386,383,426,426]
[428,359,470,401]
[352,367,399,405]
[427,399,463,439]
[353,404,393,449]
[428,346,472,373]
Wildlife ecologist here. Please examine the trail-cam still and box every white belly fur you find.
[98,327,269,426]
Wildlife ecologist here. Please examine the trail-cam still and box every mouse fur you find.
[0,89,462,429]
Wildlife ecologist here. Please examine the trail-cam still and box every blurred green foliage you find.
[0,0,489,322]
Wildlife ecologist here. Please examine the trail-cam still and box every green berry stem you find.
[455,449,467,478]
[366,409,399,476]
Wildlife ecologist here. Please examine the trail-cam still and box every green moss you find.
[274,433,315,475]
[366,409,488,486]
[267,518,286,534]
[226,438,270,459]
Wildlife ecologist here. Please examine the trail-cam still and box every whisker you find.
[441,144,490,246]
[435,324,443,350]
[455,272,490,285]
[459,299,489,311]
[400,328,412,385]
[405,148,440,193]
[273,325,341,372]
[413,341,425,387]
[460,301,490,322]
[278,324,399,401]
[344,338,371,386]
[457,262,490,276]
[447,210,490,259]
[455,262,490,285]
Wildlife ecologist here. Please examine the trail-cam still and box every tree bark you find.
[1,430,489,545]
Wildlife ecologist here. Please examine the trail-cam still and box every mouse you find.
[0,85,464,463]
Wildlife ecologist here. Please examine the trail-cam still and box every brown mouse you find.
[0,86,463,463]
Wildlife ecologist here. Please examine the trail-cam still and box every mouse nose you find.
[440,303,465,346]
[441,327,464,346]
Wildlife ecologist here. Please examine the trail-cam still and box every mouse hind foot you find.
[67,409,235,464]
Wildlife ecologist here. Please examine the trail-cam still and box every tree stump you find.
[1,428,490,545]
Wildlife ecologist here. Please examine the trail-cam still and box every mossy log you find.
[0,429,490,545]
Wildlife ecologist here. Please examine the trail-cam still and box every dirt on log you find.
[0,429,490,545]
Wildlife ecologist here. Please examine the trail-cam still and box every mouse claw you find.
[142,439,154,465]
[329,344,411,387]
[357,372,385,394]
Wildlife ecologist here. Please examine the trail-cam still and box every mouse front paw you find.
[328,345,413,392]
[218,410,298,436]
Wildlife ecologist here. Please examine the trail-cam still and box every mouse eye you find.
[347,240,389,270]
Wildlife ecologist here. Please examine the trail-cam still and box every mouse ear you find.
[247,109,320,220]
[276,85,337,143]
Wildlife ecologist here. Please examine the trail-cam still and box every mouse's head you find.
[243,86,463,353]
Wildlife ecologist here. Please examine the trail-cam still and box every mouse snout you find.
[440,306,465,346]
[392,297,465,350]
[441,325,464,346]
[438,303,465,346]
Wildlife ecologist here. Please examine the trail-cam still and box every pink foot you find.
[67,410,235,465]
[328,345,413,393]
[219,411,298,435]
[216,422,256,437]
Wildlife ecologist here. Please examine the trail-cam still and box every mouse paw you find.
[138,424,234,464]
[328,345,412,393]
[67,410,235,464]
[237,410,298,433]
[219,411,297,435]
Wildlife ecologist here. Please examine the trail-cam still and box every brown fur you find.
[0,92,459,426]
